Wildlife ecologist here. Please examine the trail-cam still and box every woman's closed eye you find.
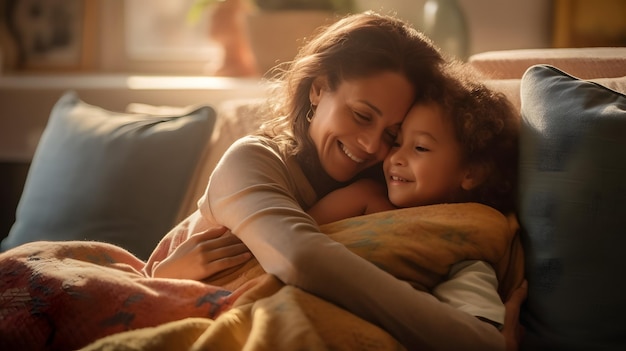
[353,111,371,123]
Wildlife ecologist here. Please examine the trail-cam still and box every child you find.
[307,62,520,331]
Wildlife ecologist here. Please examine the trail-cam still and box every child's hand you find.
[152,227,252,281]
[502,279,528,351]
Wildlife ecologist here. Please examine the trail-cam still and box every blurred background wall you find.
[3,0,625,76]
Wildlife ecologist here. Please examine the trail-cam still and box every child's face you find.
[382,103,471,208]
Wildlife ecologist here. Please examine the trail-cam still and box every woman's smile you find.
[339,141,365,163]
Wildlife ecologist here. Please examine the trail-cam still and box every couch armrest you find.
[469,47,626,79]
[175,98,268,222]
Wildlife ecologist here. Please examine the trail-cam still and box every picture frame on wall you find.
[552,0,626,48]
[2,0,97,71]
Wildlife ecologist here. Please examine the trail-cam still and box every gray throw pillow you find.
[518,65,626,351]
[1,91,216,260]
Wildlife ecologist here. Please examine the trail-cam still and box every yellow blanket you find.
[204,203,524,301]
[0,203,524,351]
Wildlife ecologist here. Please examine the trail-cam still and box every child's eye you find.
[415,146,429,152]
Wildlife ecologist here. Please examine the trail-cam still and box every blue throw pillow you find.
[518,65,626,350]
[1,91,216,260]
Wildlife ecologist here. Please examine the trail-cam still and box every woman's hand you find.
[502,279,528,351]
[152,226,252,281]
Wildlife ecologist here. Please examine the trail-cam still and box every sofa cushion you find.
[1,91,216,260]
[518,65,626,350]
[125,99,269,222]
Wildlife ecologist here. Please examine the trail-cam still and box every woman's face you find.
[308,71,414,182]
[383,103,472,208]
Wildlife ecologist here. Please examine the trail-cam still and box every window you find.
[124,0,220,62]
[100,0,223,74]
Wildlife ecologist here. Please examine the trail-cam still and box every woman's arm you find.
[204,137,506,351]
[286,236,506,351]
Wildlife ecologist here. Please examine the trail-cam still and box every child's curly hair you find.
[433,62,520,213]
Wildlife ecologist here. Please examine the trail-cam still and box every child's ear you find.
[461,162,490,191]
[309,76,327,105]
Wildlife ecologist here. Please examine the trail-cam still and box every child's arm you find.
[308,178,396,225]
[433,260,505,329]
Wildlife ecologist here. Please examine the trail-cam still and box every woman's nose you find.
[357,130,382,155]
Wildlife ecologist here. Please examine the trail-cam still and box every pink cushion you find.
[483,79,523,111]
[469,47,626,79]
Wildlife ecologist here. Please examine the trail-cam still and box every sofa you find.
[0,47,625,350]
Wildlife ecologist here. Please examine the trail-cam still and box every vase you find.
[421,0,469,60]
[208,0,258,77]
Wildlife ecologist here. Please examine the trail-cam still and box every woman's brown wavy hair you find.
[257,11,444,156]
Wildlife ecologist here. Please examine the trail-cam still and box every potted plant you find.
[189,0,355,76]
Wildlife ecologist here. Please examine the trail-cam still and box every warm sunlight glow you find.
[0,75,264,92]
[125,76,261,90]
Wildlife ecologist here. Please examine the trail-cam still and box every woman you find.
[147,12,524,350]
